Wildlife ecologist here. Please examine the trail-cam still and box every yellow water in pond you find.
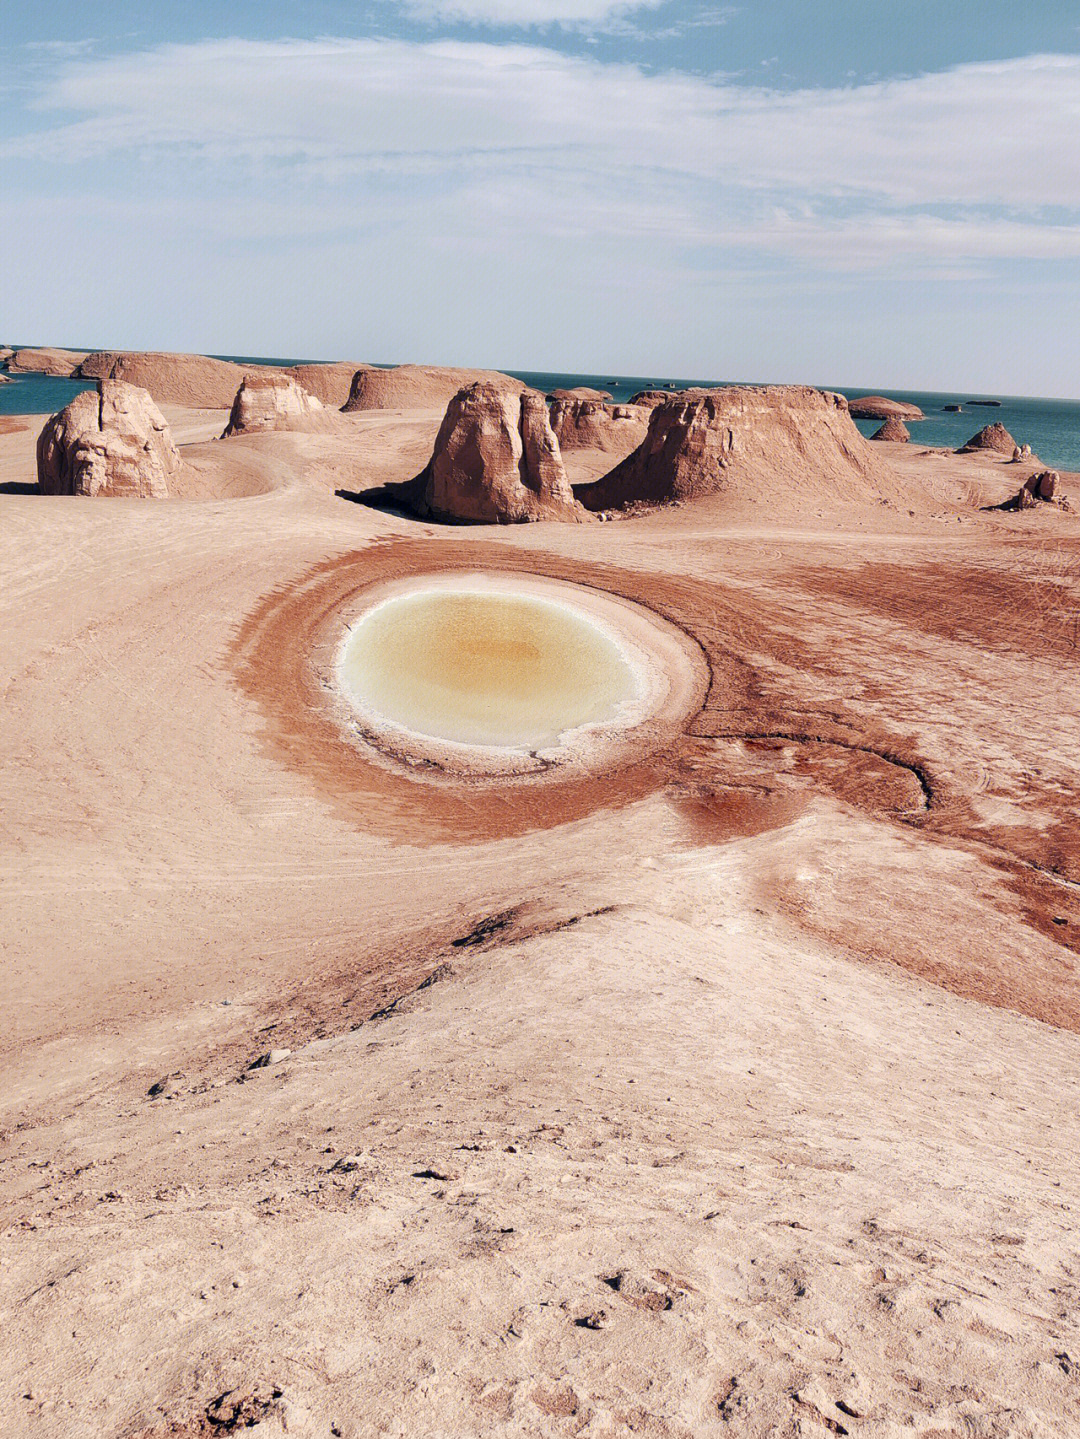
[339,589,639,749]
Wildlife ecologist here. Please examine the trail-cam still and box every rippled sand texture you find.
[339,587,638,749]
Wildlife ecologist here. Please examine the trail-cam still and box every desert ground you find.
[3,377,1080,1438]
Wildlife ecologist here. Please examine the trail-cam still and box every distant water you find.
[3,353,1077,472]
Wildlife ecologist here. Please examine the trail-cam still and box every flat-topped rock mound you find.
[342,364,525,413]
[37,380,180,497]
[578,386,898,514]
[78,352,261,409]
[392,382,590,524]
[871,417,911,443]
[222,374,336,437]
[847,394,925,421]
[288,362,369,407]
[8,347,89,377]
[959,421,1018,455]
[546,386,612,402]
[549,396,649,456]
[76,351,369,410]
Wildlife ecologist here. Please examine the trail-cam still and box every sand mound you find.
[37,380,180,497]
[578,385,897,513]
[549,396,649,455]
[847,394,925,420]
[871,416,910,442]
[394,383,590,524]
[8,347,88,377]
[342,364,525,412]
[222,374,331,438]
[960,421,1018,455]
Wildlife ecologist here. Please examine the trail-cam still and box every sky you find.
[2,2,1079,394]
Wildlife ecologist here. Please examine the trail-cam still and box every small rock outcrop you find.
[871,417,910,443]
[396,383,589,524]
[959,422,1017,455]
[577,386,896,514]
[37,381,180,497]
[222,374,326,437]
[549,396,649,455]
[342,365,525,413]
[1029,470,1059,501]
[847,395,925,421]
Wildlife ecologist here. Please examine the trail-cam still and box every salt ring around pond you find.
[332,571,708,780]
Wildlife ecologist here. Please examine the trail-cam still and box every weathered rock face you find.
[577,386,895,514]
[342,365,525,413]
[959,422,1017,455]
[871,417,911,443]
[37,381,181,498]
[222,374,326,437]
[549,397,649,455]
[630,387,714,409]
[401,383,589,524]
[847,395,925,421]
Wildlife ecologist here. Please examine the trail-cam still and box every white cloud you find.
[395,0,663,25]
[8,38,1079,217]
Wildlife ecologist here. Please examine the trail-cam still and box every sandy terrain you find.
[3,406,1080,1438]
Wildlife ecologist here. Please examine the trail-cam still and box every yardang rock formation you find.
[342,364,526,413]
[37,380,181,498]
[871,416,911,443]
[847,395,925,421]
[549,396,649,455]
[577,386,895,513]
[960,421,1019,455]
[396,382,589,524]
[222,374,328,437]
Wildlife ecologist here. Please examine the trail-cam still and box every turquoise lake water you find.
[3,353,1077,472]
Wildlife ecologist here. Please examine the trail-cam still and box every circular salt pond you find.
[338,581,642,751]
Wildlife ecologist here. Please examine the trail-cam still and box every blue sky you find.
[3,2,1079,393]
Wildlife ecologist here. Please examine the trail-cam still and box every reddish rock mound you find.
[959,422,1018,455]
[222,374,329,437]
[847,395,925,421]
[342,365,525,413]
[394,383,590,524]
[37,381,180,497]
[577,386,895,514]
[871,417,910,443]
[549,397,649,455]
